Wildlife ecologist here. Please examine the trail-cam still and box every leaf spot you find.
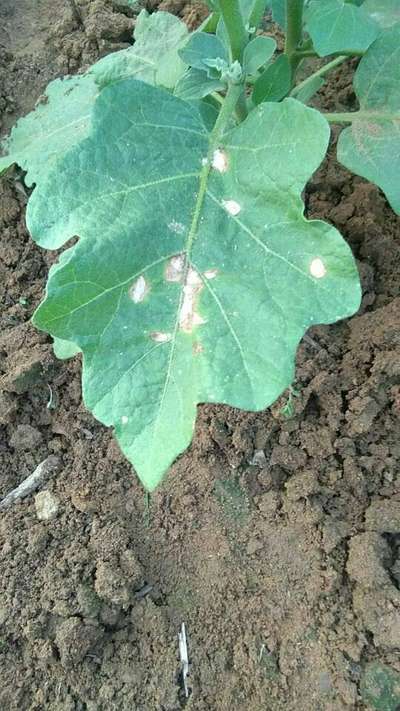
[212,148,228,173]
[203,268,218,280]
[121,416,129,424]
[179,268,206,333]
[222,199,241,216]
[129,275,149,303]
[309,258,326,279]
[168,220,186,235]
[150,331,172,343]
[165,254,185,282]
[192,341,204,356]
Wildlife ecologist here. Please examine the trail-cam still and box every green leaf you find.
[53,337,81,360]
[179,31,228,71]
[305,0,379,56]
[93,10,188,89]
[294,76,325,104]
[337,26,400,213]
[243,35,276,74]
[29,79,360,489]
[363,0,400,28]
[252,54,291,104]
[0,11,188,184]
[175,69,226,101]
[270,0,286,27]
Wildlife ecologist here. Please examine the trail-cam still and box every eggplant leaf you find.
[337,26,400,213]
[0,11,188,184]
[28,80,360,489]
[305,0,379,56]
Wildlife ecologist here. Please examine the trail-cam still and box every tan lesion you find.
[164,254,219,334]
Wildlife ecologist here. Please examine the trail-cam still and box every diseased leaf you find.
[243,35,276,75]
[252,54,291,104]
[0,11,188,184]
[179,31,228,71]
[337,26,400,213]
[363,0,400,28]
[175,68,225,100]
[305,0,379,56]
[29,79,360,489]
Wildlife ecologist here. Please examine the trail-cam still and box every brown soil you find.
[1,2,400,710]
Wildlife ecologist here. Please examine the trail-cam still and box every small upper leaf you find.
[305,0,379,56]
[252,54,291,104]
[0,11,188,184]
[337,25,400,214]
[243,35,276,75]
[30,80,360,489]
[179,31,228,72]
[175,68,226,101]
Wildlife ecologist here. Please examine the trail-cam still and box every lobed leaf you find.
[0,11,188,184]
[305,0,379,56]
[337,26,400,214]
[29,80,360,489]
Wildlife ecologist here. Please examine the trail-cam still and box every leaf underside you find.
[337,26,400,214]
[29,80,360,489]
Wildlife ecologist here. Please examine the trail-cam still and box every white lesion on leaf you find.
[165,254,185,282]
[222,199,241,216]
[129,275,149,303]
[168,220,186,234]
[203,268,218,280]
[179,268,206,333]
[150,331,172,343]
[211,148,229,173]
[309,257,326,279]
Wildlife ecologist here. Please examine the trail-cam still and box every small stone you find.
[34,490,60,521]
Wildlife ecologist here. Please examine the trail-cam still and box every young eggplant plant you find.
[1,0,399,490]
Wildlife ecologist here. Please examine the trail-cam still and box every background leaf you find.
[305,0,379,56]
[363,0,400,28]
[0,10,188,184]
[252,54,291,104]
[337,26,400,213]
[29,80,360,489]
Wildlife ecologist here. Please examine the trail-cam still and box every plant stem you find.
[323,112,359,123]
[210,83,244,146]
[294,49,365,59]
[284,0,305,78]
[219,0,248,61]
[291,55,347,98]
[235,90,248,122]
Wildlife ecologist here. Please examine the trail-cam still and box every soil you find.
[1,2,400,710]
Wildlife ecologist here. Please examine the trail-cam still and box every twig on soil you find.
[178,622,190,698]
[0,456,60,512]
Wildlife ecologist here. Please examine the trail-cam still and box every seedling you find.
[1,1,399,490]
